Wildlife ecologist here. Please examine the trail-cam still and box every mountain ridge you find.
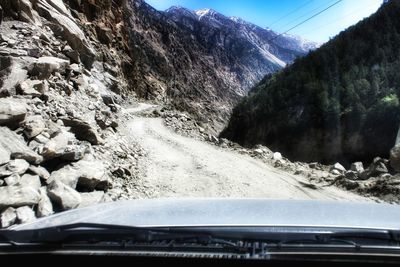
[126,0,317,131]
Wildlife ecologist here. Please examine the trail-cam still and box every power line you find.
[268,0,314,27]
[268,0,343,42]
[278,0,338,30]
[297,0,381,37]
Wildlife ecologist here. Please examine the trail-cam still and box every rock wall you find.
[0,0,141,228]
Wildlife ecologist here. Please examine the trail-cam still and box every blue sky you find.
[145,0,383,43]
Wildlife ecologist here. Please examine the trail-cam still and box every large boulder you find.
[48,160,108,191]
[34,0,96,69]
[0,186,40,209]
[61,117,103,145]
[47,180,81,210]
[30,57,69,79]
[75,160,109,191]
[48,164,80,188]
[0,98,28,129]
[41,130,88,161]
[0,127,43,164]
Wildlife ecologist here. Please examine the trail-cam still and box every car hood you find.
[11,199,400,231]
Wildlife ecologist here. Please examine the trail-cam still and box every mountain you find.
[221,1,400,165]
[125,1,317,131]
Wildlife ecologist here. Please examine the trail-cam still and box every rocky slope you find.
[125,1,317,132]
[2,0,393,229]
[0,0,145,227]
[222,1,400,165]
[0,0,316,228]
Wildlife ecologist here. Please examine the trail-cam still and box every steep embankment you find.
[222,1,400,165]
[0,0,144,228]
[125,0,316,131]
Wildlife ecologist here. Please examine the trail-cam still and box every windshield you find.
[0,0,398,255]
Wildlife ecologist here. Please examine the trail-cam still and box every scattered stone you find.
[252,149,262,157]
[34,0,95,68]
[16,206,36,224]
[22,115,46,139]
[343,179,359,190]
[20,174,41,189]
[272,152,282,161]
[0,98,28,128]
[18,80,48,96]
[41,130,80,160]
[331,169,342,176]
[330,162,346,174]
[30,56,69,79]
[75,160,109,191]
[4,174,21,186]
[0,186,40,208]
[208,134,219,143]
[48,164,80,189]
[47,180,81,211]
[350,162,364,173]
[344,171,358,180]
[61,117,103,145]
[308,162,318,169]
[1,207,17,228]
[0,159,30,177]
[28,165,50,180]
[37,187,53,218]
[367,157,389,177]
[0,60,28,97]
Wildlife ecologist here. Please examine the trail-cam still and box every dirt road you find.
[123,104,370,201]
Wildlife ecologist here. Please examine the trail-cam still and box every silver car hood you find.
[12,199,400,230]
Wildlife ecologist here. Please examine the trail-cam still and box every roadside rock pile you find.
[324,157,400,203]
[162,111,211,141]
[208,138,400,203]
[0,0,140,228]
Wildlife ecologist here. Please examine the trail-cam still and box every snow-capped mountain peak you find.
[165,6,197,19]
[195,8,218,18]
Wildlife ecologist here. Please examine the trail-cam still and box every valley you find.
[0,0,398,229]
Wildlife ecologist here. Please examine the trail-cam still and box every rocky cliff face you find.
[0,0,144,227]
[124,1,317,131]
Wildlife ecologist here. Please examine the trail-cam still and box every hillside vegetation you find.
[222,0,400,165]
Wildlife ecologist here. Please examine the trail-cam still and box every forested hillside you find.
[222,0,400,165]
